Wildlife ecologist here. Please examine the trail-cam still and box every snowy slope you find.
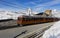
[0,14,12,20]
[52,9,60,17]
[0,9,60,20]
[0,10,24,20]
[42,21,60,38]
[0,11,12,20]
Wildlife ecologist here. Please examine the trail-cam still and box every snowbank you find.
[42,21,60,38]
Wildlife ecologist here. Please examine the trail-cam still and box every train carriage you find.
[17,15,60,26]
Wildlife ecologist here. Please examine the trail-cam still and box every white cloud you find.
[33,0,60,12]
[24,1,37,5]
[36,0,60,7]
[29,2,36,5]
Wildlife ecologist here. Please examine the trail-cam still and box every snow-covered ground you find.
[42,21,60,38]
[42,9,60,38]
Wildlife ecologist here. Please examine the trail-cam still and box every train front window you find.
[18,18,20,20]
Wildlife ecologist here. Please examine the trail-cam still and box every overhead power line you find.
[0,2,20,9]
[0,0,17,5]
[0,0,26,9]
[0,0,18,6]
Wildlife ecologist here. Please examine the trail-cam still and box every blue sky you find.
[0,0,60,12]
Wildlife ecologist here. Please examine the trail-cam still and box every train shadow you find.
[0,25,20,30]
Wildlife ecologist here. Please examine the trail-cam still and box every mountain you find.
[52,9,60,17]
[0,10,25,20]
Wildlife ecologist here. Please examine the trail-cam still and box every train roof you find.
[18,15,59,18]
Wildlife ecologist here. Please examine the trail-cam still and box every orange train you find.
[17,15,60,26]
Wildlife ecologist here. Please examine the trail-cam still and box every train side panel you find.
[17,16,60,26]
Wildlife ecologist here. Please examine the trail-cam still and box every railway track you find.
[16,24,52,38]
[0,22,54,38]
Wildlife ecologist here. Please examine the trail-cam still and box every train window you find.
[24,18,26,21]
[34,18,35,20]
[49,18,53,20]
[34,18,37,20]
[30,17,34,20]
[18,18,21,20]
[23,17,25,21]
[46,18,49,20]
[38,17,40,20]
[25,17,28,21]
[18,18,19,20]
[26,17,28,20]
[26,17,29,21]
[40,18,43,20]
[27,18,30,21]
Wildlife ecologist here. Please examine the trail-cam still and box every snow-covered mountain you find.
[0,9,38,20]
[52,9,60,17]
[0,9,60,20]
[0,10,25,20]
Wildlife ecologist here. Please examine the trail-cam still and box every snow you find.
[42,21,60,38]
[0,10,38,20]
[0,14,12,20]
[52,9,60,17]
[0,10,24,20]
[0,9,60,20]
